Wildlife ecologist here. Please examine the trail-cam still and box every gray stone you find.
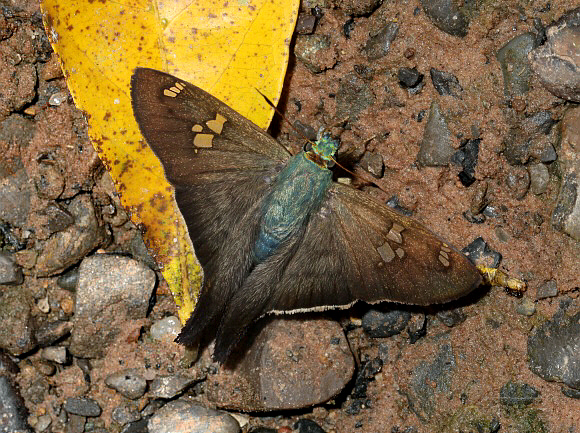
[497,33,536,96]
[0,251,23,285]
[536,279,558,299]
[148,401,240,433]
[294,35,334,74]
[420,0,469,37]
[417,101,455,166]
[430,68,463,98]
[206,317,354,411]
[552,106,580,240]
[0,376,31,433]
[529,163,550,195]
[34,194,107,276]
[0,170,32,227]
[69,254,156,358]
[40,346,68,364]
[365,22,399,60]
[111,404,141,425]
[401,342,456,421]
[64,397,102,417]
[500,381,540,406]
[528,311,580,389]
[150,375,196,399]
[516,298,536,316]
[105,369,148,400]
[359,152,384,178]
[335,73,375,122]
[0,287,36,355]
[529,7,580,102]
[362,309,411,337]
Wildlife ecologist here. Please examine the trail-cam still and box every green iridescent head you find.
[311,132,339,162]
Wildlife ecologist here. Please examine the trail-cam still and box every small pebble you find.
[105,369,147,400]
[499,381,539,406]
[64,397,102,417]
[150,375,196,399]
[536,279,558,299]
[150,316,181,343]
[516,298,536,316]
[48,91,68,106]
[528,163,550,195]
[41,346,69,364]
[362,309,411,338]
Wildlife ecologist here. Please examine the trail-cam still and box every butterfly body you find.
[130,68,482,364]
[255,151,334,262]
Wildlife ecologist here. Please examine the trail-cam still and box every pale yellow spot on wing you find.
[377,242,395,263]
[169,86,181,94]
[194,134,214,148]
[192,124,203,132]
[439,250,449,260]
[206,113,227,134]
[439,255,450,267]
[387,230,402,244]
[175,82,185,90]
[441,244,451,253]
[163,89,177,97]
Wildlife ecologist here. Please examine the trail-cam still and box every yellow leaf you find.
[41,0,299,324]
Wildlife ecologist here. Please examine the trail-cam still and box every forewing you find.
[265,182,482,313]
[130,68,291,344]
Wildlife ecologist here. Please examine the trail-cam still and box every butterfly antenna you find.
[256,88,317,146]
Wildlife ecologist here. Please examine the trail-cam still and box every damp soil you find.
[1,0,579,432]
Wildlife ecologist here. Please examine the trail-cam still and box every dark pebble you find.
[343,18,355,39]
[248,428,277,433]
[0,376,31,432]
[295,13,317,35]
[365,22,399,60]
[417,101,455,166]
[386,196,414,216]
[462,237,502,268]
[294,418,327,433]
[562,387,580,399]
[112,405,142,425]
[56,266,80,291]
[407,313,427,343]
[496,32,537,96]
[398,67,423,88]
[0,352,19,377]
[430,68,463,97]
[528,311,580,389]
[420,0,469,37]
[35,320,73,347]
[452,138,480,187]
[352,357,383,399]
[121,418,149,433]
[64,397,102,417]
[529,7,580,102]
[436,308,467,327]
[362,309,411,338]
[0,251,23,285]
[499,381,539,406]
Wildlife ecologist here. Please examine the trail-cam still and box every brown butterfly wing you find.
[131,68,291,347]
[209,181,481,361]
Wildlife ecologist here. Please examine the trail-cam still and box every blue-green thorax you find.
[253,134,339,263]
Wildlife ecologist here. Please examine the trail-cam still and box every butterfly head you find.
[307,132,339,168]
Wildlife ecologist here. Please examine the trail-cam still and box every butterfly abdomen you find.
[253,152,333,263]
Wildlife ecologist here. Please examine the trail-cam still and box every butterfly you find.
[130,68,482,364]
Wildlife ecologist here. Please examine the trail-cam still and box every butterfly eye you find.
[304,142,313,152]
[326,159,336,168]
